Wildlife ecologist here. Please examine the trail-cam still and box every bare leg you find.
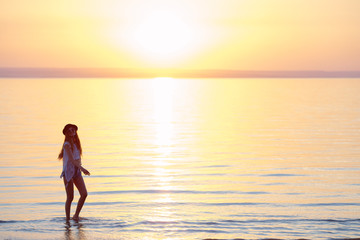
[63,178,74,222]
[72,175,88,220]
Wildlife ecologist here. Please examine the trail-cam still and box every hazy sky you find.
[1,0,359,71]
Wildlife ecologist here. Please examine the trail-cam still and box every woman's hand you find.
[81,167,91,176]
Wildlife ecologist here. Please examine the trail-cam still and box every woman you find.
[58,124,90,221]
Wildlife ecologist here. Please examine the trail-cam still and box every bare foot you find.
[72,216,79,221]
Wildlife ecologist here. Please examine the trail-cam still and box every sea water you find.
[0,78,359,240]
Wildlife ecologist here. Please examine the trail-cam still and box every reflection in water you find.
[152,167,175,190]
[152,78,175,159]
[150,78,178,225]
[64,221,87,240]
[152,77,174,123]
[151,77,176,188]
[154,122,174,156]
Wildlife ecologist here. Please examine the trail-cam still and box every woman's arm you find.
[64,144,91,176]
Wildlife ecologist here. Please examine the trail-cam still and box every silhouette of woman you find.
[58,124,90,221]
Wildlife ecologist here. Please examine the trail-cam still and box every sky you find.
[1,0,360,71]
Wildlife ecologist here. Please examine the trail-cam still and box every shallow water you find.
[0,78,360,239]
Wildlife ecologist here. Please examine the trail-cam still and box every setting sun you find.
[111,2,211,67]
[130,10,193,64]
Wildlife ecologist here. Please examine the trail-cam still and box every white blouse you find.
[60,142,81,182]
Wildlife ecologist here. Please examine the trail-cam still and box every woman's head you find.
[58,124,82,160]
[63,124,78,136]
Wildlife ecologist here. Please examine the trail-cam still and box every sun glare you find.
[116,4,204,66]
[133,11,191,58]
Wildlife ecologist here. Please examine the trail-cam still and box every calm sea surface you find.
[0,78,359,240]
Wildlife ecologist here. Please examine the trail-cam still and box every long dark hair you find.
[58,133,82,160]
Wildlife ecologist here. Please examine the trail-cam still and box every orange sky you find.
[1,0,360,71]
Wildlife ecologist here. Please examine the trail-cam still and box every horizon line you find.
[1,68,360,78]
